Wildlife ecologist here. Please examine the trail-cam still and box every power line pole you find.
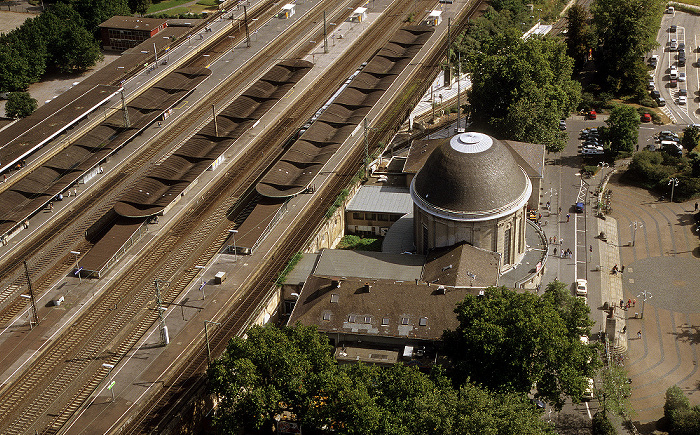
[323,11,329,53]
[120,89,130,128]
[212,104,218,137]
[244,5,250,47]
[23,260,39,327]
[154,279,169,345]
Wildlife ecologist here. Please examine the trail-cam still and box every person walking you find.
[589,245,593,253]
[566,213,570,223]
[553,247,557,256]
[696,202,698,212]
[637,330,642,339]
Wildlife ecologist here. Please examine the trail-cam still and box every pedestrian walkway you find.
[598,216,627,354]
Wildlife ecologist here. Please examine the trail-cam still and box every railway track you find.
[0,0,417,433]
[0,0,362,328]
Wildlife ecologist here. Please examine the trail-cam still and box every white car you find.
[670,65,678,79]
[671,38,678,51]
[679,95,687,104]
[576,279,588,296]
[679,72,687,82]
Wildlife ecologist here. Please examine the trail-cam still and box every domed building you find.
[410,132,532,271]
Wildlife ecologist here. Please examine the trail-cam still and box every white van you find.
[667,6,674,13]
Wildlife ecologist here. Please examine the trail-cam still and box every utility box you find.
[278,4,295,19]
[214,271,226,284]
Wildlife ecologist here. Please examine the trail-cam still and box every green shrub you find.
[638,95,657,108]
[592,411,616,435]
[275,252,302,286]
[665,385,690,422]
[336,235,383,251]
[671,406,700,435]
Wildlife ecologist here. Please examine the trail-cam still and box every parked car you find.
[670,38,678,51]
[679,88,687,96]
[657,96,666,106]
[671,78,678,87]
[679,55,686,67]
[670,65,678,78]
[670,24,677,33]
[680,72,687,82]
[667,5,674,13]
[581,147,604,155]
[678,42,685,52]
[559,119,567,130]
[651,90,661,99]
[588,110,597,120]
[642,113,652,122]
[679,95,687,104]
[580,128,590,137]
[648,79,655,90]
[576,278,588,295]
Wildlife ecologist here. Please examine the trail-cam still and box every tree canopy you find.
[5,92,38,118]
[208,324,554,434]
[681,126,700,152]
[591,0,664,94]
[466,33,581,153]
[442,282,597,409]
[603,104,640,154]
[565,4,594,71]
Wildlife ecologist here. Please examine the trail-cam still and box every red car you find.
[588,110,597,120]
[641,113,652,123]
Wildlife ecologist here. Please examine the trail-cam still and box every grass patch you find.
[196,0,219,6]
[147,0,192,14]
[275,252,303,287]
[336,235,383,251]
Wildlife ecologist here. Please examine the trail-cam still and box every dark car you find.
[671,24,677,32]
[679,42,686,52]
[679,57,686,67]
[680,88,688,96]
[657,96,666,106]
[575,202,585,213]
[651,90,661,99]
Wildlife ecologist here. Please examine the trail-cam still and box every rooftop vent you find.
[364,283,371,293]
[437,285,446,295]
[330,293,339,303]
[419,317,428,326]
[323,312,331,321]
[401,317,409,325]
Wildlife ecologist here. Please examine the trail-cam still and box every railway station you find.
[0,0,489,431]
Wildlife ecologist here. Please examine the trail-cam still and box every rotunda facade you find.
[410,132,532,271]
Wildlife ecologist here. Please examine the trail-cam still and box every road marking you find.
[585,401,592,419]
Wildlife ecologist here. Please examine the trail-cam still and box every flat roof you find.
[99,16,167,31]
[313,249,425,281]
[346,185,412,214]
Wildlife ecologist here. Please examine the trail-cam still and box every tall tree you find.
[681,126,700,152]
[5,91,38,118]
[466,33,581,153]
[128,0,152,16]
[68,0,131,31]
[442,284,596,409]
[591,0,664,94]
[604,104,640,154]
[565,4,593,70]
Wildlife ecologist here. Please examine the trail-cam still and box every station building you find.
[99,16,168,51]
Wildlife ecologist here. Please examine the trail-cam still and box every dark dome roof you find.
[411,132,530,220]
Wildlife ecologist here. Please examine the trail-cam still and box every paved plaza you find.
[608,173,700,433]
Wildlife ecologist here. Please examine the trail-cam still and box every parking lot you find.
[651,9,700,124]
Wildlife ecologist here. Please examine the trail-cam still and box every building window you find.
[382,317,389,326]
[377,214,388,221]
[419,317,428,326]
[401,317,409,325]
[323,312,331,321]
[364,316,372,324]
[422,224,429,254]
[348,315,356,323]
[365,213,376,220]
[330,294,339,303]
[353,212,362,220]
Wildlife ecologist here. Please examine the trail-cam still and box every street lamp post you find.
[195,265,206,300]
[636,289,652,319]
[204,320,221,363]
[228,229,238,261]
[630,221,643,246]
[71,250,81,283]
[668,178,679,202]
[102,363,115,402]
